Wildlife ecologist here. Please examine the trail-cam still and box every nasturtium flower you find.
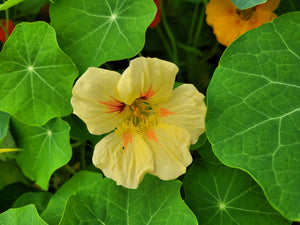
[149,0,161,28]
[71,57,206,189]
[0,19,15,43]
[205,0,280,46]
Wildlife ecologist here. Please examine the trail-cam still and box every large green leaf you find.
[11,118,72,190]
[59,174,197,225]
[41,171,103,225]
[205,12,300,220]
[231,0,266,10]
[183,159,291,225]
[0,204,47,225]
[50,0,156,73]
[0,22,78,126]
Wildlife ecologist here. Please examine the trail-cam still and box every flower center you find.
[128,99,156,128]
[236,7,256,21]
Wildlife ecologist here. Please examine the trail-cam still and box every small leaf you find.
[12,192,53,214]
[0,0,23,11]
[0,204,47,225]
[231,0,266,10]
[41,171,103,225]
[50,0,156,73]
[59,174,197,225]
[183,159,291,225]
[205,12,300,220]
[0,22,78,126]
[11,118,72,190]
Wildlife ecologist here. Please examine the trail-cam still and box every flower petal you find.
[93,130,154,189]
[144,124,192,180]
[117,57,178,105]
[71,67,129,135]
[258,0,280,12]
[158,84,206,144]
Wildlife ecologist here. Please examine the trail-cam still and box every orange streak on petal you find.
[140,83,157,99]
[98,98,125,113]
[122,132,133,153]
[146,129,160,144]
[160,108,175,117]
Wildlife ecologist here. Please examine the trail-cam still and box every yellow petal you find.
[158,84,206,144]
[144,124,192,180]
[71,67,130,135]
[117,57,178,105]
[92,129,154,189]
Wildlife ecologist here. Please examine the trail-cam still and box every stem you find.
[80,145,86,169]
[188,3,199,45]
[192,5,205,47]
[156,26,173,59]
[159,0,178,64]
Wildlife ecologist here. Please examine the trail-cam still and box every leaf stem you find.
[192,5,205,47]
[188,3,199,45]
[156,26,173,59]
[159,0,178,64]
[80,144,86,169]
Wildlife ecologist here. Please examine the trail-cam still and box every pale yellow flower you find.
[71,57,206,189]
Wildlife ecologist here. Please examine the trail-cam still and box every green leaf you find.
[11,118,72,190]
[190,132,207,150]
[0,112,10,145]
[197,140,223,165]
[0,204,47,225]
[0,160,29,189]
[50,0,156,73]
[41,171,103,225]
[0,22,78,126]
[14,0,49,15]
[183,159,291,225]
[205,12,300,220]
[231,0,266,10]
[0,182,37,213]
[0,0,23,11]
[59,174,197,225]
[12,192,53,214]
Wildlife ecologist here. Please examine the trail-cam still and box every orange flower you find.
[205,0,280,46]
[149,0,161,28]
[0,20,15,43]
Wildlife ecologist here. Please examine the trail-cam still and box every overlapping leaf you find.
[50,0,156,73]
[11,118,72,190]
[41,171,103,225]
[183,159,291,225]
[59,174,197,225]
[0,22,78,126]
[0,112,9,144]
[232,0,266,10]
[205,12,300,220]
[0,205,47,225]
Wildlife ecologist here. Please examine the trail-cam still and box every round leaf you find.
[206,12,300,220]
[183,159,291,225]
[11,118,72,190]
[59,174,197,225]
[0,22,78,126]
[50,0,156,73]
[231,0,266,10]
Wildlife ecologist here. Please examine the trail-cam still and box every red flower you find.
[149,0,161,28]
[0,20,15,43]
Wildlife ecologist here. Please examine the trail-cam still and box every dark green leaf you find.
[0,112,10,145]
[231,0,266,10]
[184,159,291,225]
[206,12,300,220]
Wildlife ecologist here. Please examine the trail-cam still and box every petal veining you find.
[117,57,178,105]
[158,84,206,144]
